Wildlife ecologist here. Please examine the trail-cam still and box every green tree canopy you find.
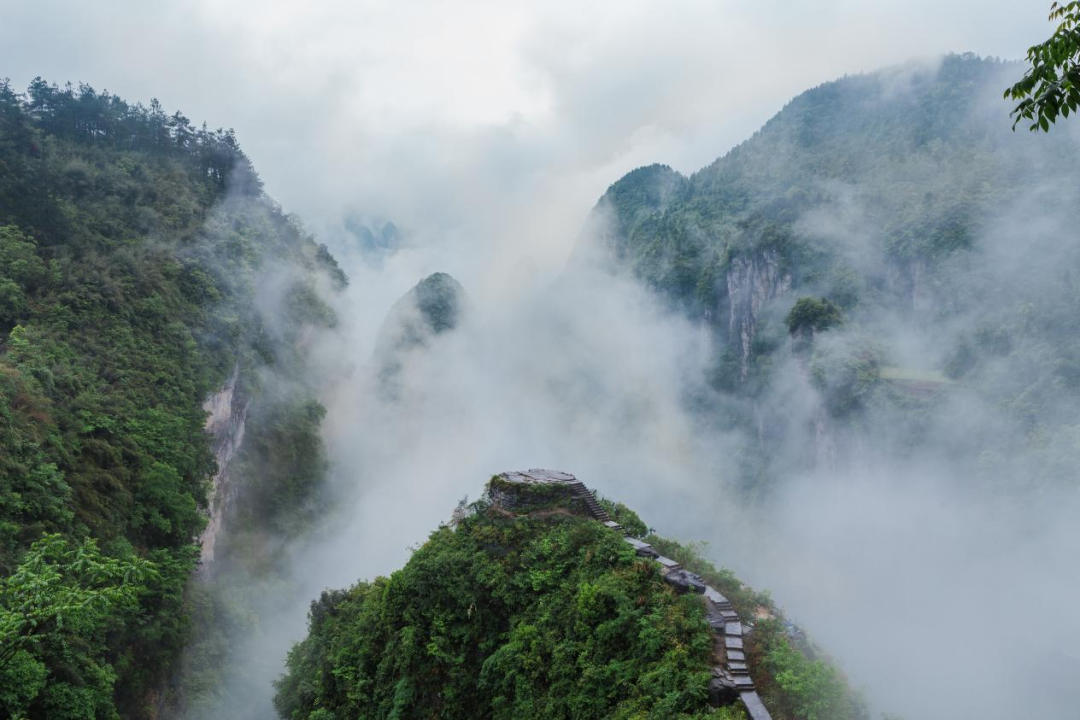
[1006,2,1080,131]
[0,534,155,718]
[785,297,842,336]
[0,77,343,715]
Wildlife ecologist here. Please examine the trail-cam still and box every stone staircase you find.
[568,481,623,531]
[578,483,771,720]
[490,470,772,720]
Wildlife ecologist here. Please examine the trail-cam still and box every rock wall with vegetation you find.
[0,77,344,719]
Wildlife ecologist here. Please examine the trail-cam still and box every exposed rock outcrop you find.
[198,364,251,568]
[488,469,615,522]
[726,249,792,382]
[663,568,708,594]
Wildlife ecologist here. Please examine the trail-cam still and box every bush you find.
[274,512,720,720]
[785,297,842,337]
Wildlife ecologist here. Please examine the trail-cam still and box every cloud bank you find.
[0,0,1051,279]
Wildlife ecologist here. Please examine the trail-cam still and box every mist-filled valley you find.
[178,55,1080,720]
[2,4,1080,720]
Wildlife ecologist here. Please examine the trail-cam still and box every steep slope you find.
[275,472,866,720]
[574,54,1080,489]
[579,56,1055,317]
[0,78,344,718]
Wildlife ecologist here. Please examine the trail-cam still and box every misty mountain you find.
[268,52,1080,720]
[343,215,401,258]
[576,53,1080,494]
[375,271,466,352]
[373,271,466,389]
[4,45,1080,720]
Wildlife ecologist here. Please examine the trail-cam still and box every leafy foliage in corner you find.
[0,77,343,717]
[274,510,725,720]
[1006,2,1080,131]
[0,535,154,719]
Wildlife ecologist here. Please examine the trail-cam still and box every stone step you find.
[740,690,773,720]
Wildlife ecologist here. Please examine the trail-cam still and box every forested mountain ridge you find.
[580,55,1053,307]
[0,77,345,718]
[575,53,1080,492]
[275,476,867,720]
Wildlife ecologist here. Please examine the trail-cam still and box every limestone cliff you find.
[726,249,792,382]
[198,364,251,568]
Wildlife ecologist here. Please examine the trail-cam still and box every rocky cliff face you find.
[726,249,791,381]
[198,364,251,568]
[886,256,930,316]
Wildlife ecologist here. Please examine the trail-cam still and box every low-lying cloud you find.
[3,4,1075,719]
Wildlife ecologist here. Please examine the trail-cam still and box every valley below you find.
[2,13,1079,719]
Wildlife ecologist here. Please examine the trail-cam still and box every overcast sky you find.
[0,0,1051,276]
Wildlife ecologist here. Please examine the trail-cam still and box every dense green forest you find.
[577,53,1080,492]
[0,77,344,718]
[275,483,865,720]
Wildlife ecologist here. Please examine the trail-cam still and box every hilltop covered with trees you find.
[275,484,866,720]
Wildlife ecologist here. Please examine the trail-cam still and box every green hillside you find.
[0,78,344,718]
[577,54,1080,491]
[274,479,865,720]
